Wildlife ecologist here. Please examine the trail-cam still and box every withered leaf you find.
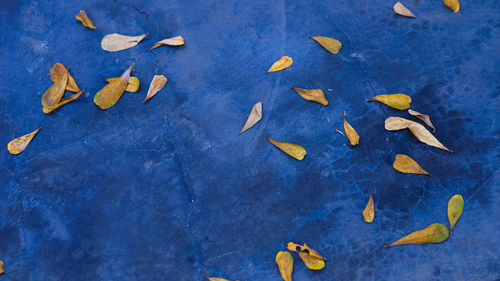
[42,68,68,108]
[50,63,80,92]
[385,223,449,248]
[444,0,460,12]
[144,75,168,103]
[204,276,230,281]
[276,251,293,281]
[0,260,3,274]
[287,242,326,261]
[104,76,140,92]
[393,154,430,175]
[268,137,306,160]
[408,109,435,132]
[43,90,84,114]
[238,102,262,136]
[101,33,148,52]
[7,128,41,155]
[362,192,375,223]
[290,87,328,106]
[448,194,464,235]
[266,56,292,73]
[384,116,414,131]
[343,115,359,146]
[94,63,134,109]
[309,36,342,54]
[150,36,184,51]
[408,122,453,152]
[368,94,411,110]
[75,10,96,29]
[393,2,416,17]
[298,252,325,270]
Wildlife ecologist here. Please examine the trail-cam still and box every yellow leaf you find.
[144,75,168,103]
[385,223,449,248]
[150,36,184,51]
[267,137,306,160]
[43,90,84,114]
[0,260,3,274]
[408,109,435,132]
[444,0,460,12]
[75,10,96,29]
[104,76,140,92]
[368,94,411,110]
[7,128,41,155]
[447,194,464,235]
[362,192,375,223]
[286,242,326,261]
[392,154,430,175]
[393,2,416,18]
[42,69,68,108]
[290,87,328,106]
[94,64,134,109]
[238,102,262,136]
[204,276,230,281]
[309,36,342,54]
[343,115,359,146]
[384,116,414,131]
[297,252,325,270]
[276,251,293,281]
[50,63,80,92]
[266,56,292,73]
[101,33,148,52]
[408,122,453,152]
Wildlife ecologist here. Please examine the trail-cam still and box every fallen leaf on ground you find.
[394,2,416,17]
[298,252,325,270]
[101,33,148,52]
[384,116,414,131]
[385,223,449,248]
[42,69,68,108]
[448,194,464,235]
[150,36,184,51]
[268,137,306,160]
[43,90,84,114]
[309,36,342,54]
[287,242,326,261]
[7,128,41,155]
[343,115,359,146]
[0,260,3,274]
[104,76,140,92]
[204,276,229,281]
[276,251,293,281]
[443,0,460,12]
[144,75,168,103]
[290,87,328,105]
[50,63,80,92]
[362,192,375,223]
[238,102,262,135]
[393,154,430,175]
[75,10,96,29]
[266,56,292,73]
[408,109,435,131]
[408,122,453,152]
[94,64,134,109]
[368,94,411,110]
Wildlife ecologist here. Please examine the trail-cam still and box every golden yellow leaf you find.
[448,194,464,235]
[408,109,435,132]
[343,115,359,146]
[75,10,96,29]
[266,56,292,73]
[309,36,342,54]
[43,90,84,114]
[267,137,306,160]
[392,154,430,175]
[297,252,325,270]
[408,122,453,152]
[384,116,414,131]
[150,36,185,51]
[104,76,140,92]
[276,251,293,281]
[7,128,41,155]
[290,87,328,106]
[0,260,3,274]
[393,2,416,17]
[94,64,134,109]
[362,192,374,223]
[444,0,460,12]
[144,75,168,103]
[101,33,148,52]
[287,243,325,261]
[50,63,80,92]
[385,223,449,248]
[368,94,411,110]
[204,276,230,281]
[42,69,68,108]
[239,102,262,136]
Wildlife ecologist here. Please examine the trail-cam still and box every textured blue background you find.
[0,0,499,280]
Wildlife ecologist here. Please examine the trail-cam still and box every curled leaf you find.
[309,36,342,54]
[7,128,41,155]
[144,75,168,103]
[266,56,292,73]
[104,76,140,92]
[385,223,449,248]
[239,102,262,136]
[297,252,325,270]
[101,33,148,52]
[362,192,375,223]
[50,63,80,92]
[94,64,134,109]
[384,116,414,131]
[42,68,68,108]
[408,122,453,152]
[368,94,411,110]
[290,87,328,106]
[276,251,293,281]
[393,154,430,175]
[75,10,96,29]
[393,2,416,18]
[287,242,325,261]
[150,36,184,51]
[448,194,464,235]
[408,109,435,132]
[343,115,359,146]
[444,0,460,12]
[43,90,84,114]
[204,277,229,281]
[267,137,306,160]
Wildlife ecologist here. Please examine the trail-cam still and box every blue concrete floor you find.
[0,0,499,280]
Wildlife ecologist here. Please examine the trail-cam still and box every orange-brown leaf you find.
[385,223,449,248]
[94,64,133,109]
[266,56,292,73]
[42,69,68,108]
[276,251,293,281]
[287,242,325,261]
[75,10,96,29]
[103,76,140,92]
[393,154,430,175]
[204,276,230,281]
[362,192,374,223]
[343,115,359,146]
[150,36,184,51]
[50,63,80,92]
[290,87,328,106]
[144,75,168,103]
[7,128,41,155]
[268,137,306,160]
[43,90,84,114]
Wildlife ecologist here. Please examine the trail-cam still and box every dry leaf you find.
[384,116,414,131]
[204,276,229,281]
[0,260,3,274]
[448,194,464,235]
[266,56,292,73]
[290,87,328,106]
[150,36,184,51]
[297,252,325,270]
[309,36,342,54]
[276,251,293,281]
[267,137,306,160]
[385,223,449,248]
[7,128,41,155]
[393,154,430,175]
[50,63,80,92]
[287,243,326,261]
[408,122,453,152]
[238,102,262,136]
[94,64,134,109]
[408,109,435,132]
[104,76,140,92]
[343,115,359,146]
[41,68,68,108]
[443,0,460,12]
[101,33,148,52]
[362,192,375,223]
[368,94,411,110]
[75,10,96,29]
[394,2,416,17]
[43,90,84,114]
[144,75,168,103]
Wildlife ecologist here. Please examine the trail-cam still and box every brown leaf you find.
[343,115,359,146]
[50,63,80,92]
[276,251,293,281]
[94,64,134,109]
[101,33,148,52]
[385,223,449,248]
[408,122,453,152]
[368,94,411,110]
[267,137,306,160]
[393,2,416,17]
[204,276,230,281]
[362,192,375,223]
[287,242,326,261]
[266,56,293,73]
[309,36,342,54]
[0,260,4,275]
[43,90,84,114]
[443,0,460,12]
[144,75,168,103]
[7,128,41,155]
[408,109,435,132]
[290,87,328,106]
[75,10,96,29]
[103,76,140,92]
[42,68,68,108]
[393,154,430,175]
[150,36,184,51]
[238,102,262,136]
